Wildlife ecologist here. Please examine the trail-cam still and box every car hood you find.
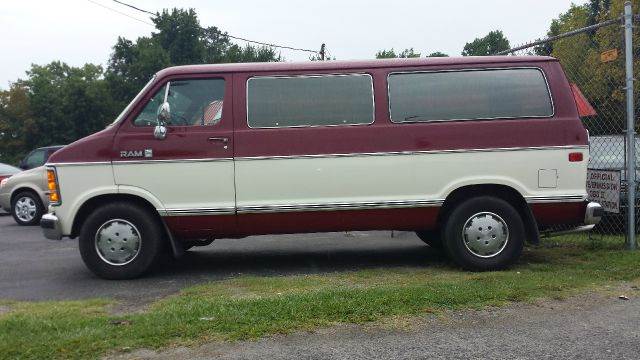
[0,166,46,193]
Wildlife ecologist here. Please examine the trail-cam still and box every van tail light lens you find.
[570,83,597,117]
[46,168,61,205]
[569,152,584,162]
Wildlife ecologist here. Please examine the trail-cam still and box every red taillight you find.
[569,152,584,162]
[570,83,597,117]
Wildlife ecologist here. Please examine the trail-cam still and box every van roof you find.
[157,56,556,77]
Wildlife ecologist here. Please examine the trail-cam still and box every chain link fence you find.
[497,8,638,247]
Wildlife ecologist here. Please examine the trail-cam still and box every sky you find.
[0,0,589,89]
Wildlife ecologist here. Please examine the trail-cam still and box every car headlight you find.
[0,178,8,188]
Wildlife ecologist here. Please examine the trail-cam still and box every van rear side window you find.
[388,68,553,123]
[247,74,374,128]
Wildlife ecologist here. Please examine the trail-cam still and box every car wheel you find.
[79,202,166,279]
[443,196,524,271]
[415,229,442,249]
[11,191,44,226]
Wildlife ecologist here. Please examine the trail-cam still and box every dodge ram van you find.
[41,56,603,279]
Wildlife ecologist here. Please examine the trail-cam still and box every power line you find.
[109,0,319,55]
[225,34,318,54]
[86,0,154,26]
[112,0,155,16]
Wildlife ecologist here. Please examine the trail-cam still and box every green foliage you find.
[0,62,117,164]
[375,48,421,59]
[106,8,281,106]
[461,30,510,56]
[427,51,449,57]
[533,0,640,135]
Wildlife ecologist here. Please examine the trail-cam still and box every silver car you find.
[0,166,49,225]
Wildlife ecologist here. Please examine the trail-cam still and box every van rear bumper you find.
[41,213,62,240]
[584,202,604,225]
[542,201,603,237]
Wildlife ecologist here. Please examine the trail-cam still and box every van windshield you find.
[108,76,157,127]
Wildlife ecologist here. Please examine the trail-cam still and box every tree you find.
[0,62,117,164]
[532,0,639,134]
[375,48,420,59]
[0,83,33,164]
[106,8,281,106]
[427,52,449,57]
[461,30,510,56]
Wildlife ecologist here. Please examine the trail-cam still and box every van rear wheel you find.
[443,196,524,271]
[79,202,165,279]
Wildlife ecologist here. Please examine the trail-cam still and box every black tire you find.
[11,191,45,226]
[79,202,166,279]
[415,229,443,249]
[443,196,524,271]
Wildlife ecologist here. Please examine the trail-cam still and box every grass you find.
[1,235,640,359]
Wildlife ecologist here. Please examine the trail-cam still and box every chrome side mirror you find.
[154,101,170,140]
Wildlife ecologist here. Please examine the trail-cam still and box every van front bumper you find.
[41,213,62,240]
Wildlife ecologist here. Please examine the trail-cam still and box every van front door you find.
[113,75,236,238]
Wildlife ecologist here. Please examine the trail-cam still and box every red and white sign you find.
[587,169,621,213]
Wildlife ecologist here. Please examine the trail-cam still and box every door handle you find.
[208,137,229,149]
[208,137,229,143]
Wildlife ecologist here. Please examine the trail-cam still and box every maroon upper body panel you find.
[47,126,116,163]
[48,56,585,164]
[233,59,586,158]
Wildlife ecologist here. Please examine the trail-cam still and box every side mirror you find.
[18,161,27,170]
[154,102,170,140]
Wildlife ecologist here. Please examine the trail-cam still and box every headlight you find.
[0,178,7,188]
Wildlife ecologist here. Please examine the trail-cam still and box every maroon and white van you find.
[41,56,603,279]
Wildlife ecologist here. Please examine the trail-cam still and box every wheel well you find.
[71,194,161,239]
[439,184,540,244]
[11,187,42,206]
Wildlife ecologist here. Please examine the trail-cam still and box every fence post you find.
[624,1,636,250]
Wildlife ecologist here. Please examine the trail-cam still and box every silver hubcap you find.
[15,197,37,222]
[462,212,509,258]
[95,219,142,266]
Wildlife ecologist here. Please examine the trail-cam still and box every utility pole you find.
[320,43,326,61]
[624,1,636,250]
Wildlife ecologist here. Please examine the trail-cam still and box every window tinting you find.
[247,74,374,128]
[133,78,225,126]
[388,68,553,123]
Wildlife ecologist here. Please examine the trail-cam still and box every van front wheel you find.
[79,202,165,279]
[443,196,524,271]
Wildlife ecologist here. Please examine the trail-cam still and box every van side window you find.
[133,78,225,126]
[388,68,553,123]
[247,74,374,128]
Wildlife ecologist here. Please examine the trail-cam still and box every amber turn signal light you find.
[47,168,61,204]
[569,152,584,162]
